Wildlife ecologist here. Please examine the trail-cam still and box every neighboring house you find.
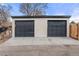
[12,16,70,39]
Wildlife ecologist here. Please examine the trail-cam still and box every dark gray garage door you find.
[15,20,34,37]
[48,20,67,37]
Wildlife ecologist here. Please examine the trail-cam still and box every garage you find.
[15,20,34,37]
[12,16,70,38]
[48,20,67,37]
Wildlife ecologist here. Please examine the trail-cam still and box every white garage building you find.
[12,16,70,38]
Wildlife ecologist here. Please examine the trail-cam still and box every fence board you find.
[78,23,79,40]
[70,22,78,40]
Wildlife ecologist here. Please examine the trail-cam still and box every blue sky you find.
[7,3,79,16]
[3,3,79,22]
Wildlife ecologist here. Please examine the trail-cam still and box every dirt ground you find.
[0,45,79,56]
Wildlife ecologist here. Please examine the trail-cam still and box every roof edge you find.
[11,16,71,18]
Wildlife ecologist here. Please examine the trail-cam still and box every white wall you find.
[35,18,47,37]
[12,18,69,38]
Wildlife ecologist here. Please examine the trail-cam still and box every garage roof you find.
[12,16,71,18]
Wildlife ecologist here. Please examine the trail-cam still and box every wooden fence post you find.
[77,23,79,40]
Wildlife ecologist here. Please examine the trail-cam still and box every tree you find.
[0,4,12,21]
[20,3,47,16]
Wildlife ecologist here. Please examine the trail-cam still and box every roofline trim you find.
[11,16,71,18]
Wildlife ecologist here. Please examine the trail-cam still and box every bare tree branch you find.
[20,3,47,16]
[0,4,11,21]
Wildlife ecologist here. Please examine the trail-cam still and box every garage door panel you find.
[48,20,66,37]
[15,20,34,37]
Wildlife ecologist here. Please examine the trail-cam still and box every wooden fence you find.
[70,22,79,40]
